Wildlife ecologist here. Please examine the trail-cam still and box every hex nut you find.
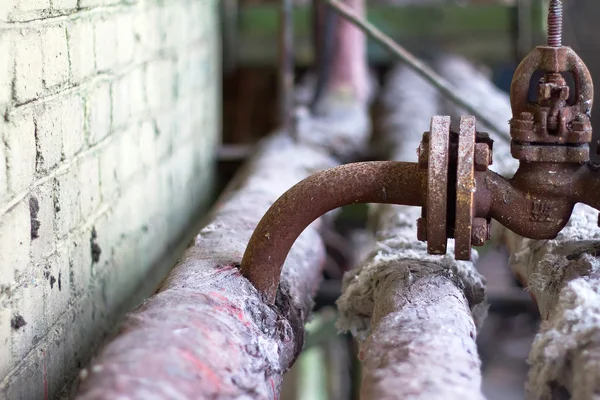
[471,217,489,247]
[474,143,492,171]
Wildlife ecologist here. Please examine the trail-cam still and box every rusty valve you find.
[240,0,600,303]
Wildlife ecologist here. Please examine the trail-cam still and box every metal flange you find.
[418,115,492,260]
[418,116,451,255]
[454,116,476,260]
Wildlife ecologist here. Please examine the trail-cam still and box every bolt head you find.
[471,217,489,247]
[475,143,492,171]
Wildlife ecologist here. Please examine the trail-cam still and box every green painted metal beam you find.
[232,3,546,66]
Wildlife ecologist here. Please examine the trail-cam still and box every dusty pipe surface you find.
[506,205,600,400]
[72,134,335,399]
[240,161,426,301]
[74,81,374,398]
[337,65,486,400]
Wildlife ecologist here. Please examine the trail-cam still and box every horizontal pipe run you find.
[240,161,427,301]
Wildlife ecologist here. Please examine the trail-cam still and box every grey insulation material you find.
[74,88,372,398]
[506,205,600,400]
[337,64,487,400]
[375,65,439,162]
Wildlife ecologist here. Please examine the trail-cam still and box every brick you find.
[0,199,30,287]
[61,94,85,159]
[146,59,175,111]
[98,137,119,200]
[44,248,70,328]
[80,0,119,8]
[44,328,67,399]
[102,236,142,312]
[78,156,100,216]
[33,95,85,171]
[116,13,135,67]
[53,166,81,238]
[67,19,95,84]
[4,110,36,194]
[162,3,188,49]
[112,68,146,125]
[189,46,210,93]
[4,347,45,400]
[52,0,77,10]
[29,182,56,262]
[134,8,161,58]
[117,125,140,183]
[0,307,11,381]
[90,211,114,277]
[153,112,174,161]
[111,77,130,130]
[128,67,146,116]
[86,82,111,144]
[42,26,69,89]
[0,136,7,205]
[34,103,63,172]
[94,18,118,72]
[12,0,50,13]
[10,262,46,362]
[13,29,43,104]
[188,1,205,42]
[0,33,12,105]
[0,0,15,21]
[138,121,157,168]
[112,178,144,237]
[67,230,93,295]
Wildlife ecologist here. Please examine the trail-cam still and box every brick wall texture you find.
[0,0,220,397]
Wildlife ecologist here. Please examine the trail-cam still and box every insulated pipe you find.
[240,161,427,301]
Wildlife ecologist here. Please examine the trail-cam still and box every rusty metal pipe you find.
[476,170,575,240]
[240,161,427,301]
[573,163,600,211]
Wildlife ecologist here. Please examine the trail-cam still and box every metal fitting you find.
[239,0,600,302]
[509,45,593,163]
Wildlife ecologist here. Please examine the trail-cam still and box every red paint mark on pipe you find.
[180,350,222,389]
[209,292,252,328]
[270,377,277,400]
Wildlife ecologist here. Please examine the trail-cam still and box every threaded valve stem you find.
[547,0,563,47]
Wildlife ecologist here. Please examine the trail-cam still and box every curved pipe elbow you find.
[240,161,427,302]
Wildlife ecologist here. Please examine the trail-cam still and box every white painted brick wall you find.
[5,111,37,194]
[42,26,70,90]
[0,1,220,398]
